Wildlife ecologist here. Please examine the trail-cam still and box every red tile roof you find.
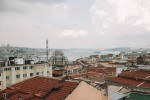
[1,76,78,100]
[84,72,102,76]
[107,76,143,87]
[97,64,104,68]
[107,70,150,90]
[96,68,116,74]
[70,74,82,79]
[87,67,116,74]
[105,68,116,73]
[128,60,137,63]
[87,67,98,72]
[139,82,150,89]
[70,72,102,79]
[120,71,150,80]
[95,69,107,74]
[46,82,77,100]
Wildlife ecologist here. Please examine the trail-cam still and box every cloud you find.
[88,0,150,48]
[100,31,105,35]
[102,23,109,28]
[106,0,150,30]
[60,29,87,38]
[90,0,150,33]
[24,0,66,4]
[0,0,69,17]
[0,0,150,48]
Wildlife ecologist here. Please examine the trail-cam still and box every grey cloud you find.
[23,0,66,3]
[0,0,67,14]
[0,0,150,48]
[0,0,31,13]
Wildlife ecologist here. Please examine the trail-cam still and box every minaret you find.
[46,39,49,62]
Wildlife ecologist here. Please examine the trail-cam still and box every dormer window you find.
[3,92,7,99]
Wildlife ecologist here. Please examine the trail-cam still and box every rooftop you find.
[120,70,150,80]
[1,76,78,100]
[86,67,116,75]
[66,81,107,100]
[107,69,150,94]
[107,76,143,87]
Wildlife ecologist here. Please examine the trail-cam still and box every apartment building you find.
[0,63,52,89]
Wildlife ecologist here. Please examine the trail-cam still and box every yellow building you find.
[0,63,52,89]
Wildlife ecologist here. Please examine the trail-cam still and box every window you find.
[23,74,27,78]
[4,68,11,71]
[29,66,34,69]
[6,76,10,80]
[15,67,20,70]
[47,71,49,74]
[30,73,34,77]
[3,93,7,99]
[16,75,20,78]
[36,72,39,75]
[23,66,27,70]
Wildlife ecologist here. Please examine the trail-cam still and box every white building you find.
[0,63,52,89]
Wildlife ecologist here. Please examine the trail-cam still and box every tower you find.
[46,39,49,62]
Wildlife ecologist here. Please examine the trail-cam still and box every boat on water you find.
[94,51,101,53]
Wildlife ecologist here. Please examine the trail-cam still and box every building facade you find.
[0,63,52,89]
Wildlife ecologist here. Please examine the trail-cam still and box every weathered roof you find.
[1,76,78,100]
[120,70,150,80]
[107,77,143,87]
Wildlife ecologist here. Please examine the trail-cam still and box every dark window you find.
[4,68,11,71]
[16,75,20,78]
[23,74,27,77]
[30,66,34,69]
[23,66,27,70]
[9,68,11,71]
[15,67,20,70]
[6,76,10,80]
[36,72,39,75]
[47,71,49,74]
[30,73,34,76]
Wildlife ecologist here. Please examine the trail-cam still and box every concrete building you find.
[64,64,83,75]
[0,63,52,89]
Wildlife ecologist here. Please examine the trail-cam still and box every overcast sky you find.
[0,0,150,49]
